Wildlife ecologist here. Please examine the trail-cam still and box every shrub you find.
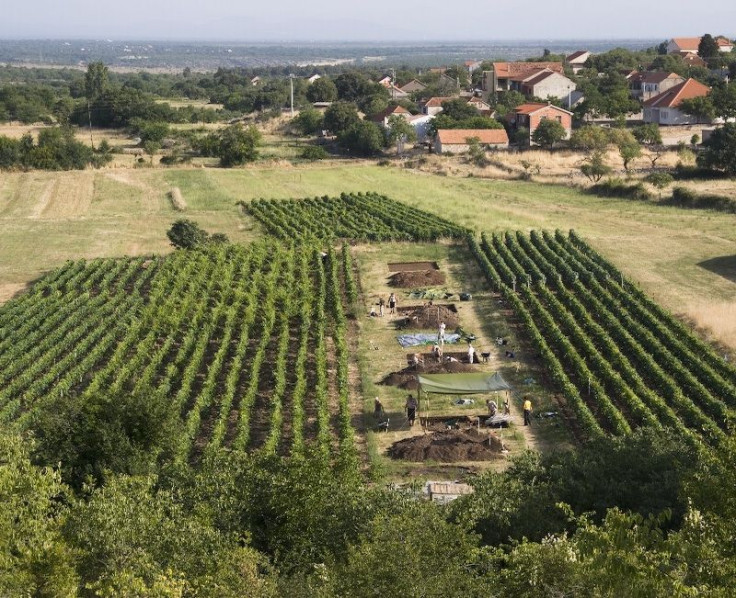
[588,178,652,201]
[670,187,736,213]
[643,172,674,189]
[300,145,328,161]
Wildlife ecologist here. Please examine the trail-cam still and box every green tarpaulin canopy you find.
[417,372,511,395]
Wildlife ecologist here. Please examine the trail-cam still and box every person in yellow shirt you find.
[523,396,532,426]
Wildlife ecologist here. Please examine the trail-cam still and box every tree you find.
[386,114,416,154]
[580,152,613,182]
[710,81,736,121]
[292,108,324,136]
[334,72,373,102]
[167,219,211,249]
[618,139,642,171]
[84,61,109,100]
[440,98,478,121]
[531,118,567,149]
[698,34,720,60]
[466,137,488,167]
[338,121,386,156]
[215,124,261,167]
[680,95,716,123]
[632,123,662,145]
[306,77,337,103]
[65,476,276,596]
[697,122,736,174]
[323,102,360,136]
[569,126,611,152]
[331,507,488,598]
[0,433,78,595]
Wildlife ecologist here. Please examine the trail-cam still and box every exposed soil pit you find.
[388,429,504,462]
[396,304,459,329]
[388,261,439,272]
[389,270,446,288]
[380,361,476,390]
[419,415,481,432]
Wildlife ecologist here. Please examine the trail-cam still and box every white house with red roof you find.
[434,128,509,154]
[629,72,685,100]
[507,103,574,144]
[482,62,564,97]
[420,96,453,116]
[643,78,711,125]
[400,79,427,94]
[667,36,734,54]
[515,69,576,102]
[370,105,412,127]
[566,50,591,74]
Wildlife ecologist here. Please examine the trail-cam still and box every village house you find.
[250,76,262,86]
[482,62,564,98]
[467,96,493,115]
[629,72,685,101]
[377,75,393,87]
[306,74,322,84]
[507,102,573,145]
[465,60,483,74]
[400,79,427,94]
[407,114,435,142]
[513,69,577,103]
[434,128,509,154]
[370,104,411,127]
[420,96,453,116]
[643,78,711,125]
[566,50,591,74]
[386,84,409,100]
[678,52,707,68]
[667,36,734,54]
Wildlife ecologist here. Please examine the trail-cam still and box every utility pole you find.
[87,100,94,150]
[289,74,295,117]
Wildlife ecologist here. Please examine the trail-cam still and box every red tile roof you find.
[493,62,564,78]
[643,78,710,108]
[717,37,734,47]
[678,52,707,67]
[512,102,573,116]
[371,105,410,121]
[566,50,590,63]
[520,69,559,86]
[423,96,453,108]
[671,37,702,52]
[437,129,509,145]
[630,71,682,84]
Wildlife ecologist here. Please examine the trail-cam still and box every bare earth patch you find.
[389,270,446,287]
[388,261,439,272]
[388,428,504,462]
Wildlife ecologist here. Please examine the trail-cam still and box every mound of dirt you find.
[380,361,476,389]
[398,304,459,330]
[388,429,504,462]
[390,270,446,288]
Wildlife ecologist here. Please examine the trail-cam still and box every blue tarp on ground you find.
[397,333,461,348]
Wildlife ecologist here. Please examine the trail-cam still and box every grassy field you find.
[0,163,734,353]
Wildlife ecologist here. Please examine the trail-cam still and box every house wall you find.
[528,74,576,101]
[424,105,445,116]
[643,107,704,126]
[435,141,508,154]
[528,108,572,139]
[667,40,697,54]
[409,116,434,142]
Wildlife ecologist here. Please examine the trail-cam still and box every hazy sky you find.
[3,0,736,41]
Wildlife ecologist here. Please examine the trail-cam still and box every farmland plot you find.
[470,230,736,447]
[0,241,358,467]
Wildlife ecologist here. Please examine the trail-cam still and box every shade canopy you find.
[417,372,511,395]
